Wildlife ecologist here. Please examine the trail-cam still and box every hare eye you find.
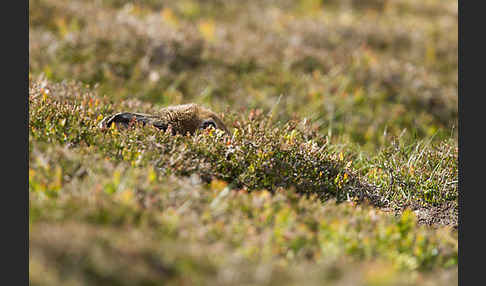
[201,119,216,129]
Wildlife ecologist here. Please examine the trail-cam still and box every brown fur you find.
[99,103,229,135]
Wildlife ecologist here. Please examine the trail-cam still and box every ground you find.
[29,0,458,285]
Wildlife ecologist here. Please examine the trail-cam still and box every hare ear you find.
[99,113,154,129]
[200,119,217,129]
[99,113,133,129]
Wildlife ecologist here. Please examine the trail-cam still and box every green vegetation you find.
[29,0,457,285]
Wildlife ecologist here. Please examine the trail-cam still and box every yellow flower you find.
[161,8,179,27]
[199,19,216,43]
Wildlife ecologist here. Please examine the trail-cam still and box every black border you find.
[459,0,477,285]
[13,0,29,284]
[4,0,29,284]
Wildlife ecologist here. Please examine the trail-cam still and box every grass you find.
[29,0,457,285]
